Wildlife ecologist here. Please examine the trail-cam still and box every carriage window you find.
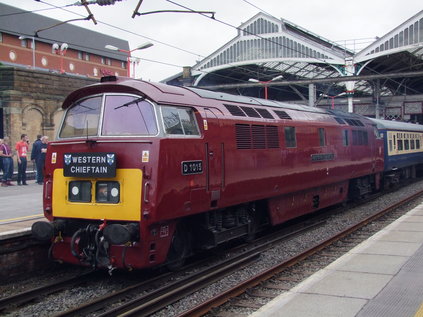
[102,95,157,136]
[59,96,102,138]
[284,126,296,148]
[404,139,410,150]
[397,139,403,151]
[161,106,200,136]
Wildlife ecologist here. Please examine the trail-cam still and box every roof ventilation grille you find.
[274,110,292,120]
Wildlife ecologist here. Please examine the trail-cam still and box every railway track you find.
[0,217,325,317]
[181,189,423,317]
[54,189,423,317]
[52,220,325,316]
[0,271,96,313]
[2,186,422,317]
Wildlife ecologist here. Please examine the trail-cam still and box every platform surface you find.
[0,181,43,239]
[251,202,423,317]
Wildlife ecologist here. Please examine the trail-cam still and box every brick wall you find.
[0,66,97,145]
[0,33,126,77]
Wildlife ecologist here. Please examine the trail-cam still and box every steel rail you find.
[54,269,176,317]
[6,187,418,316]
[178,189,423,317]
[71,253,261,317]
[56,221,326,317]
[0,270,96,312]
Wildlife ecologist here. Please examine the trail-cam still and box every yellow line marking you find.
[0,214,44,223]
[414,303,423,317]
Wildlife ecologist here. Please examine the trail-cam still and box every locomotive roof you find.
[65,77,332,115]
[369,118,423,132]
[63,77,379,126]
[186,86,329,114]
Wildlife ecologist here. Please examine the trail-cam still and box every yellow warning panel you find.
[52,169,142,221]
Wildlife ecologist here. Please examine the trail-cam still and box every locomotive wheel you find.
[166,223,191,271]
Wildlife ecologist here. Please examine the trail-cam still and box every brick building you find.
[0,3,128,78]
[0,3,130,147]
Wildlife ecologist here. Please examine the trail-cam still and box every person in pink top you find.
[15,134,29,185]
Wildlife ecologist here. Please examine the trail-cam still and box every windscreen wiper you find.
[114,97,145,110]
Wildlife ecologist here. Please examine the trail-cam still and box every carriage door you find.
[204,108,224,207]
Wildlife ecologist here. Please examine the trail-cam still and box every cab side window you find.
[161,106,200,136]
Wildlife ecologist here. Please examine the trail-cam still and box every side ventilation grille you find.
[266,126,280,148]
[236,124,279,150]
[235,124,251,149]
[252,125,266,149]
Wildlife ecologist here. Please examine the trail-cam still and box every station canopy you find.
[165,11,423,102]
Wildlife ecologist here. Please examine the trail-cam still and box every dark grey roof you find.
[0,3,128,61]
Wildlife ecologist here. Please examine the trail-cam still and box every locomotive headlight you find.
[69,181,92,202]
[96,181,120,204]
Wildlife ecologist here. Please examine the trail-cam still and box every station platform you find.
[251,201,423,317]
[0,181,43,239]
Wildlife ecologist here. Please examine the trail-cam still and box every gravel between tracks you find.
[2,180,423,317]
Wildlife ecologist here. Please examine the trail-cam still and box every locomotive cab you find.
[32,83,164,269]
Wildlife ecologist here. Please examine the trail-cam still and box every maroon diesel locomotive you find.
[32,76,385,270]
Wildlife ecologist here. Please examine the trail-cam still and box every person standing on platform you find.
[0,138,4,176]
[15,134,29,186]
[31,134,42,182]
[36,136,48,185]
[0,136,14,186]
